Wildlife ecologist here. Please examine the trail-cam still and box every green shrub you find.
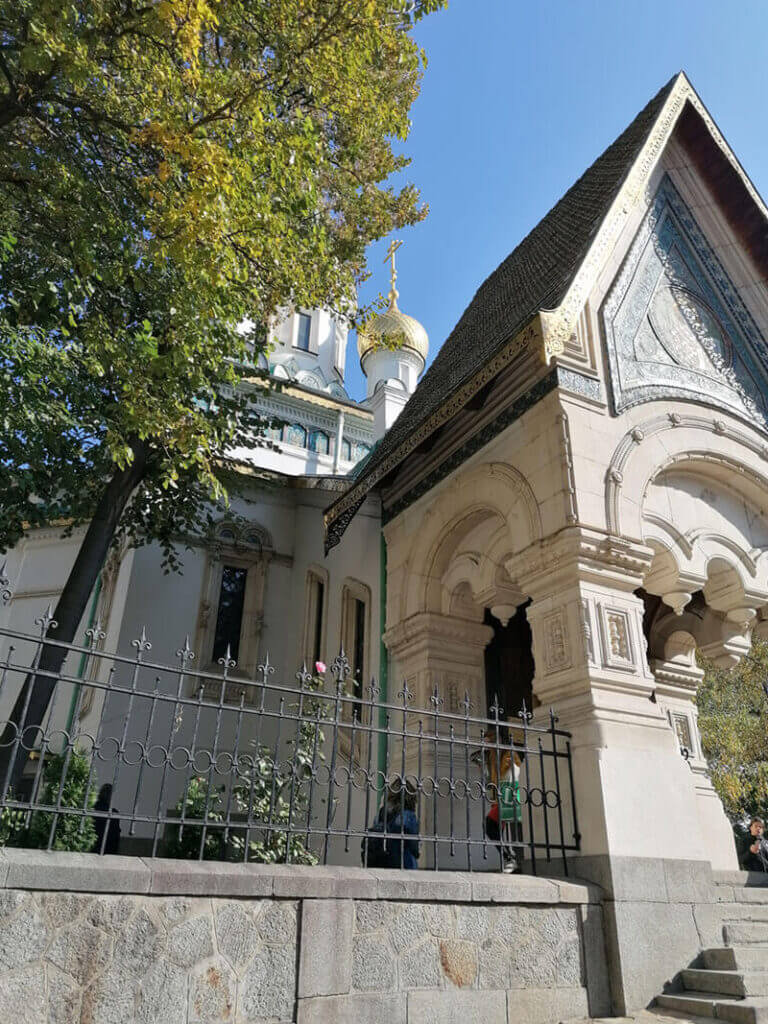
[0,801,25,846]
[26,751,97,852]
[231,674,326,865]
[165,775,225,860]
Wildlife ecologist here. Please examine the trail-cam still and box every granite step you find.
[656,992,743,1020]
[656,993,768,1023]
[682,970,768,997]
[716,998,768,1024]
[705,949,768,972]
[726,924,768,945]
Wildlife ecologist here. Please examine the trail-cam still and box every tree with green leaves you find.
[697,639,768,824]
[0,0,445,787]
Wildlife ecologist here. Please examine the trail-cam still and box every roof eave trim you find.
[323,315,546,551]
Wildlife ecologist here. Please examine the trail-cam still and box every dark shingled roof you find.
[325,73,679,544]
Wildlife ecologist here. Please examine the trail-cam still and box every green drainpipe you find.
[65,575,102,734]
[377,532,388,783]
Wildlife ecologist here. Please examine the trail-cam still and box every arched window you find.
[309,430,329,455]
[352,442,371,462]
[284,424,307,448]
[341,438,352,462]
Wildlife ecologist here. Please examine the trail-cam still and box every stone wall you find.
[0,851,608,1024]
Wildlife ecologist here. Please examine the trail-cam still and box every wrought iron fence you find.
[0,600,580,874]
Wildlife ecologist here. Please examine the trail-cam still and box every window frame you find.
[211,563,249,665]
[339,579,372,762]
[302,566,329,670]
[195,524,271,702]
[294,312,313,352]
[308,429,330,455]
[284,423,308,449]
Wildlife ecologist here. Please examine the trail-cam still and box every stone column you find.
[509,530,704,865]
[651,634,737,872]
[506,529,715,1013]
[383,612,493,869]
[383,612,492,717]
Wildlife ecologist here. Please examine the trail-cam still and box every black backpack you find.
[361,808,404,868]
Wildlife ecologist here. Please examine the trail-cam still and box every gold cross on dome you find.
[383,238,402,303]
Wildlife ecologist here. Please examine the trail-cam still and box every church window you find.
[341,580,370,720]
[303,568,328,668]
[352,599,365,706]
[212,565,248,664]
[285,423,307,448]
[296,313,312,351]
[309,430,329,455]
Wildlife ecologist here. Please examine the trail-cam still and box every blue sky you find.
[343,0,768,401]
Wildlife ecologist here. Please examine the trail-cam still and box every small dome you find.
[357,291,428,367]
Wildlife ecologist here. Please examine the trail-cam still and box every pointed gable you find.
[326,73,768,551]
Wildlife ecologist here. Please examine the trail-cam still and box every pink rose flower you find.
[315,660,327,674]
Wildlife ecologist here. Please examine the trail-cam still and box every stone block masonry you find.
[0,850,605,1024]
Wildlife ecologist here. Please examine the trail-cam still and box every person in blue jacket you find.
[362,778,420,869]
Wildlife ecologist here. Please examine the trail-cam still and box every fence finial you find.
[132,626,152,653]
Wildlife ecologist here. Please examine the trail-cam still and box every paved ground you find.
[567,1010,715,1024]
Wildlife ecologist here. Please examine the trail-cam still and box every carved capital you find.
[383,612,493,660]
[505,527,654,598]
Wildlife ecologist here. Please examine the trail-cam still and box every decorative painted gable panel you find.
[602,176,768,431]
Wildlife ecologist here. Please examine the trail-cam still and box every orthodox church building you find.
[0,243,426,733]
[3,71,768,1010]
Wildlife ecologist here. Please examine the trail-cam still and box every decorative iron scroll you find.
[0,596,579,874]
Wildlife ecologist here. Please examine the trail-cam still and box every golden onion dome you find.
[357,240,428,367]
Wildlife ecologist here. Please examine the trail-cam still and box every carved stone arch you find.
[411,507,504,621]
[694,534,758,582]
[605,412,768,538]
[475,524,518,602]
[643,522,764,608]
[400,462,541,620]
[643,512,694,562]
[211,517,273,556]
[440,552,483,615]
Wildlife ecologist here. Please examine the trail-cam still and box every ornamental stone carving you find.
[603,176,768,431]
[543,609,571,673]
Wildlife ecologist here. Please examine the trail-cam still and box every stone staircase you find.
[654,889,768,1023]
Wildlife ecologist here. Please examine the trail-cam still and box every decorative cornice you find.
[504,527,655,595]
[256,392,374,441]
[383,612,493,657]
[651,659,703,695]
